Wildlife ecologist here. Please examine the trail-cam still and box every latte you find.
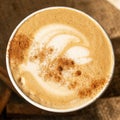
[7,7,114,110]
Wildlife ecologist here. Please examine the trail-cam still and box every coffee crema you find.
[8,7,114,109]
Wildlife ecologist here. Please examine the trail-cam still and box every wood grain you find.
[102,37,120,98]
[0,67,12,113]
[0,85,11,114]
[6,97,120,120]
[0,66,16,93]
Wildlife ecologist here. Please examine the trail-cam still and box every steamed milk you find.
[8,7,114,109]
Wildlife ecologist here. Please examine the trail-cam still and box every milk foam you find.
[65,46,92,64]
[20,61,74,96]
[19,24,92,96]
[9,8,113,110]
[34,24,92,64]
[34,24,89,47]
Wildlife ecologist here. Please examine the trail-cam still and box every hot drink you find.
[7,7,114,110]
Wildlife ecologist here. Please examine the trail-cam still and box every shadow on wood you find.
[102,37,120,98]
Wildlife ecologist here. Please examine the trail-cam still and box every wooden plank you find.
[0,66,16,93]
[0,85,11,114]
[0,65,19,114]
[102,37,120,98]
[0,67,11,114]
[6,97,120,119]
[94,97,120,120]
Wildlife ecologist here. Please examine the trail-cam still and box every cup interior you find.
[6,6,115,113]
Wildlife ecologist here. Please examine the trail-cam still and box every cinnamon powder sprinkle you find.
[56,57,75,70]
[68,81,77,90]
[39,47,53,62]
[31,47,54,62]
[9,34,31,63]
[75,70,81,76]
[41,57,75,84]
[78,79,106,98]
[32,46,107,99]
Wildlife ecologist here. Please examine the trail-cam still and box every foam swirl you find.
[20,24,93,98]
[34,24,92,64]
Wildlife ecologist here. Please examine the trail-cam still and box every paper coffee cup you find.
[6,7,114,113]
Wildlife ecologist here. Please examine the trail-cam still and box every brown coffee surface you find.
[8,7,114,109]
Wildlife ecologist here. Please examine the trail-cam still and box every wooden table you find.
[0,0,120,119]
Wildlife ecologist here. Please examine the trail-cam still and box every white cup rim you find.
[6,6,115,113]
